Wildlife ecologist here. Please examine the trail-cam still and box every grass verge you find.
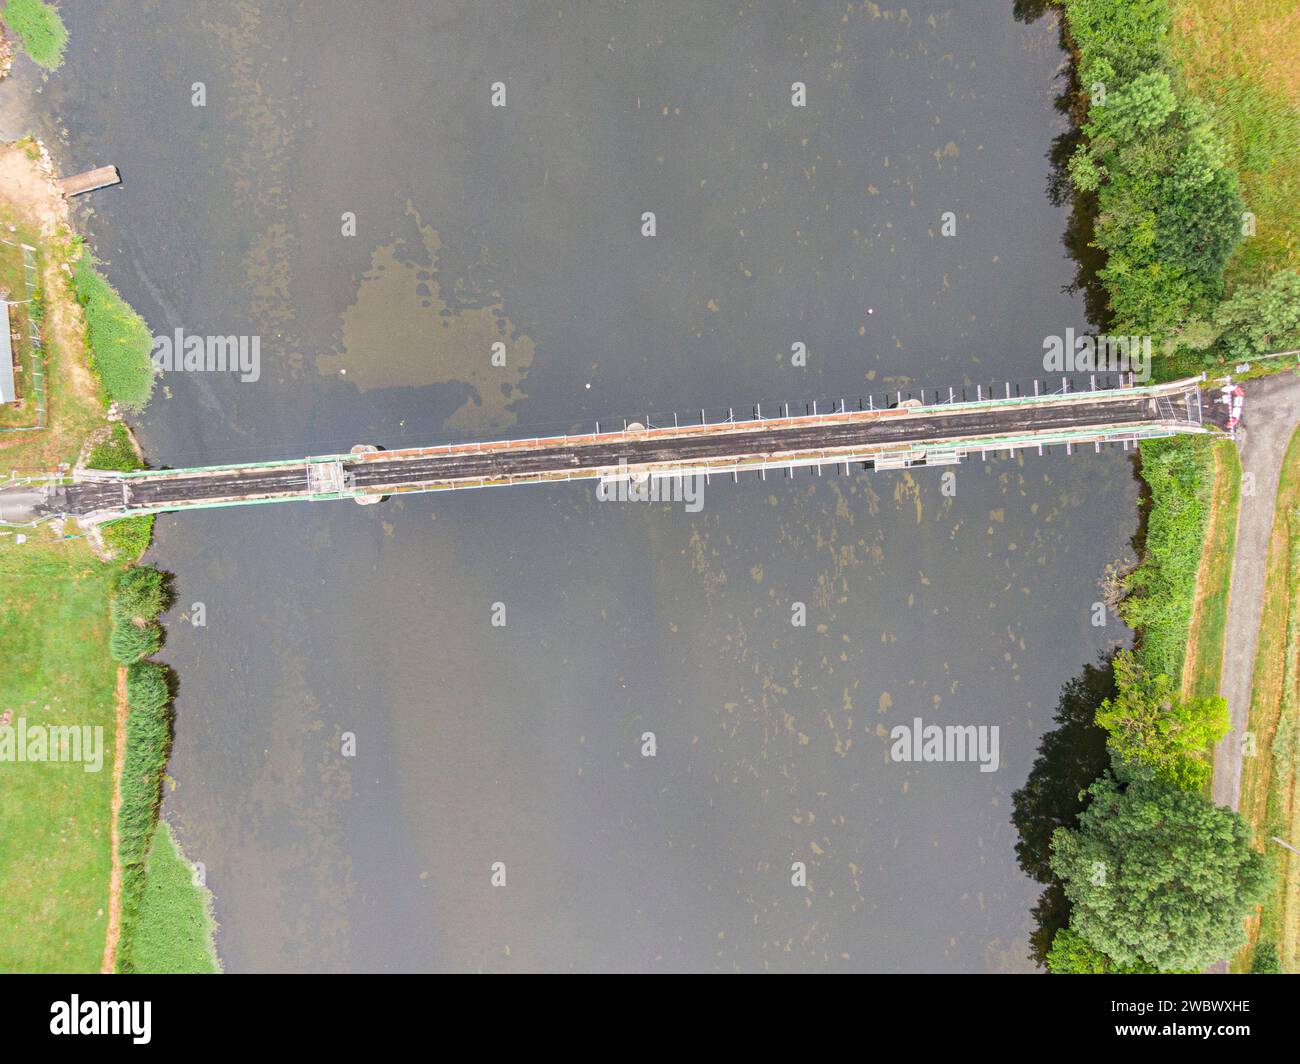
[1235,426,1300,973]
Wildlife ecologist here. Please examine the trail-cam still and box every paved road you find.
[1212,372,1300,810]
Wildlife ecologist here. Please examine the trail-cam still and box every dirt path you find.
[1212,373,1300,810]
[100,666,128,974]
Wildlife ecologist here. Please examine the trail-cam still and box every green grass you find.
[101,514,154,561]
[70,257,155,413]
[0,538,122,972]
[114,659,170,973]
[127,822,220,973]
[86,423,143,472]
[1173,1,1300,284]
[1122,436,1217,686]
[1,0,68,71]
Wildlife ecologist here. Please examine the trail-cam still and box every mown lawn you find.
[0,536,122,972]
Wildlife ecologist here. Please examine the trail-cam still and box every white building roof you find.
[0,303,15,404]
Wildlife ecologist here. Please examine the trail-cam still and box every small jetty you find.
[58,165,121,197]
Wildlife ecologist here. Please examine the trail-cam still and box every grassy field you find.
[1173,0,1300,285]
[1235,426,1300,972]
[0,536,123,972]
[1,142,217,973]
[128,823,220,973]
[1182,439,1245,701]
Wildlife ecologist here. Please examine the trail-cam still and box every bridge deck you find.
[42,379,1206,521]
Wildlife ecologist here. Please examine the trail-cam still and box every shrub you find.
[109,620,161,665]
[1214,270,1300,362]
[116,661,173,973]
[1094,650,1227,788]
[125,659,171,716]
[101,514,154,561]
[1251,943,1282,974]
[111,565,168,625]
[1121,438,1215,680]
[2,0,68,70]
[1046,927,1161,974]
[87,423,144,472]
[70,258,155,411]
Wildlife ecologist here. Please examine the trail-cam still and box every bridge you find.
[2,375,1215,526]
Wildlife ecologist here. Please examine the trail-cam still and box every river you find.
[5,0,1137,971]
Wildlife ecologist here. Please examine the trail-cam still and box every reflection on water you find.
[16,0,1142,970]
[1011,655,1115,965]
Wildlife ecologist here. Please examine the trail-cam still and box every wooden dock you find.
[58,165,121,197]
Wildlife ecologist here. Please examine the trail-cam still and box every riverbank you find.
[0,138,218,972]
[1233,413,1300,972]
[1023,0,1300,974]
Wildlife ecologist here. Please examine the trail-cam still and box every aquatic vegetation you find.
[2,0,68,71]
[71,257,156,412]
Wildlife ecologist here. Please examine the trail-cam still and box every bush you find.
[111,565,168,625]
[109,620,161,665]
[1214,270,1300,362]
[71,258,155,411]
[1121,438,1215,681]
[1046,927,1161,974]
[101,514,154,561]
[87,423,144,472]
[1094,651,1227,788]
[1251,942,1282,974]
[125,659,171,715]
[2,0,68,70]
[117,661,173,973]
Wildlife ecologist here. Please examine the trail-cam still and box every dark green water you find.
[8,0,1138,971]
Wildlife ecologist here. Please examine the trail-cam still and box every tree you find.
[1092,72,1176,141]
[1046,927,1161,973]
[1214,270,1300,362]
[1094,650,1227,789]
[1012,659,1114,964]
[1050,774,1270,972]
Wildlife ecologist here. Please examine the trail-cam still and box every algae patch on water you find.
[319,205,534,431]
